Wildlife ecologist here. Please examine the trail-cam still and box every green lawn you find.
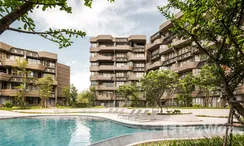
[138,134,244,146]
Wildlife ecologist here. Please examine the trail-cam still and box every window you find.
[11,82,21,89]
[116,82,125,87]
[43,73,55,79]
[0,52,7,60]
[91,81,98,86]
[136,72,144,78]
[102,73,112,77]
[91,72,95,76]
[46,61,55,68]
[134,63,144,67]
[28,58,41,64]
[116,72,126,77]
[103,82,114,87]
[91,43,97,48]
[91,62,98,66]
[12,69,23,77]
[192,69,200,76]
[9,55,21,61]
[116,53,127,58]
[136,53,144,57]
[91,53,96,57]
[116,63,126,67]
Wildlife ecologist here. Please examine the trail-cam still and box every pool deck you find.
[0,109,228,127]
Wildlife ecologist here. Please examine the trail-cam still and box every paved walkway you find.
[0,109,228,126]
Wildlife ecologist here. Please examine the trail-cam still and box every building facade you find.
[0,42,70,106]
[89,35,146,107]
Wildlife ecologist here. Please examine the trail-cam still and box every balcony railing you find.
[163,56,177,65]
[163,33,176,44]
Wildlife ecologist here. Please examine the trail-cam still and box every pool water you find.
[0,116,243,146]
[0,116,156,146]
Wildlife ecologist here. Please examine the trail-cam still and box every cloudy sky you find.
[0,0,168,92]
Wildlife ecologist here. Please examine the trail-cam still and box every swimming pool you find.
[0,116,243,146]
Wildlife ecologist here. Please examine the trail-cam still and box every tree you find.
[195,64,220,107]
[176,73,195,107]
[0,0,114,48]
[159,0,244,124]
[89,86,96,106]
[140,70,178,113]
[62,86,71,106]
[14,58,28,107]
[36,75,53,108]
[70,84,78,105]
[76,89,94,106]
[116,84,139,107]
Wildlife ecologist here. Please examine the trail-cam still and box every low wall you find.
[168,109,230,117]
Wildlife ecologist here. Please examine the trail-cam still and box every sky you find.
[0,0,168,92]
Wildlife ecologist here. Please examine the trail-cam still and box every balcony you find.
[128,35,146,41]
[128,54,146,61]
[93,85,117,90]
[162,56,177,65]
[10,77,23,82]
[0,89,40,97]
[151,53,160,61]
[90,55,113,61]
[90,76,112,81]
[114,57,128,62]
[113,76,127,81]
[163,33,176,44]
[98,45,132,51]
[171,38,192,49]
[96,95,113,100]
[172,61,200,73]
[90,66,99,71]
[90,47,99,52]
[1,59,16,66]
[113,66,132,71]
[146,38,164,51]
[27,63,45,71]
[132,46,145,53]
[0,72,11,81]
[177,51,192,61]
[159,45,173,54]
[133,67,145,71]
[90,35,114,42]
[146,61,162,71]
[128,74,141,81]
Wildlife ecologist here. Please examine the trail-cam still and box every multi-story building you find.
[89,35,146,107]
[0,42,70,106]
[145,12,224,107]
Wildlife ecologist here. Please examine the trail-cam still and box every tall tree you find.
[159,0,244,123]
[14,58,28,107]
[89,86,96,106]
[70,84,78,104]
[0,0,113,48]
[140,70,178,113]
[116,84,139,107]
[176,73,195,107]
[36,75,53,108]
[195,64,220,107]
[77,89,94,106]
[62,86,71,106]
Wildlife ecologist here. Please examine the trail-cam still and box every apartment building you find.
[0,42,70,106]
[145,12,226,107]
[90,35,146,107]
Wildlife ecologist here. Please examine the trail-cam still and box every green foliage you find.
[138,134,244,146]
[176,73,195,107]
[3,100,13,108]
[62,86,71,106]
[193,104,203,108]
[140,70,178,113]
[14,58,28,107]
[36,75,54,108]
[76,89,95,107]
[116,84,139,107]
[0,0,114,48]
[70,84,78,104]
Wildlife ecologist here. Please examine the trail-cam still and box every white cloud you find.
[31,0,167,36]
[71,71,90,92]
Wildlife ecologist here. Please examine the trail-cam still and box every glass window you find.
[91,43,97,48]
[116,82,125,87]
[9,55,21,61]
[136,53,144,57]
[136,72,144,77]
[116,72,126,77]
[91,62,98,66]
[28,58,41,64]
[116,63,126,67]
[91,81,98,86]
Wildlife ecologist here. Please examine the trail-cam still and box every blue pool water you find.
[0,116,243,146]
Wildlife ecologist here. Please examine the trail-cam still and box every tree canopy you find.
[140,70,178,113]
[159,0,244,122]
[116,84,139,107]
[0,0,114,48]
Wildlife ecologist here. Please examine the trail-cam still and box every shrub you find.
[3,100,13,108]
[193,104,203,108]
[173,110,181,114]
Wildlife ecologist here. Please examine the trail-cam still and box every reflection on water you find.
[0,116,243,146]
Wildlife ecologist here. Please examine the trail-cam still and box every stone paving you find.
[0,109,228,126]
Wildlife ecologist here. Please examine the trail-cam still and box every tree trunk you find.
[0,2,33,34]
